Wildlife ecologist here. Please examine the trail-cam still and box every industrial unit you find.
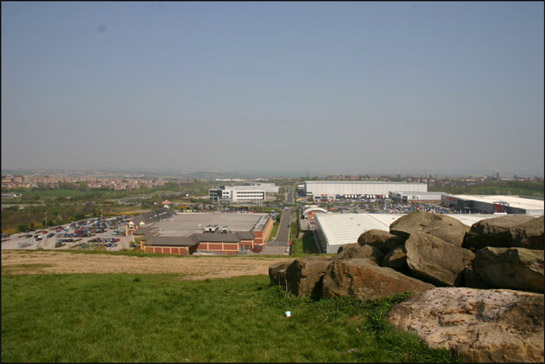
[131,212,274,255]
[314,213,499,254]
[389,191,445,203]
[441,195,544,215]
[304,181,427,200]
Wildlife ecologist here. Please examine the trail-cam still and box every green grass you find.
[270,221,280,240]
[1,274,459,363]
[292,231,319,256]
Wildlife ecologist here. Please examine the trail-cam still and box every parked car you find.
[47,233,55,238]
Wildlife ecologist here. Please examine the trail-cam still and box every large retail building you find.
[128,209,274,255]
[304,181,427,200]
[441,195,544,215]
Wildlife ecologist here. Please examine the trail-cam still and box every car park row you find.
[3,215,134,251]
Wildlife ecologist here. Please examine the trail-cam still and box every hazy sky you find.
[2,2,544,177]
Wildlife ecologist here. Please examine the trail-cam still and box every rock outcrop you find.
[390,210,470,246]
[462,215,540,251]
[334,243,384,263]
[510,215,545,250]
[405,232,475,286]
[472,247,544,292]
[357,229,405,253]
[284,256,332,298]
[388,287,545,363]
[322,258,434,301]
[269,260,292,288]
[269,212,545,363]
[381,246,409,274]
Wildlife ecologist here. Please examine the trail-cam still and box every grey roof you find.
[133,226,157,236]
[146,235,199,247]
[144,231,257,247]
[132,207,175,225]
[234,231,255,240]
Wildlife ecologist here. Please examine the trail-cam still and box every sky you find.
[2,1,544,177]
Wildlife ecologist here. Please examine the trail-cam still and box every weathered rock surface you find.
[336,243,360,254]
[472,247,544,292]
[381,246,409,274]
[462,264,494,289]
[510,215,545,250]
[388,287,545,363]
[322,258,434,301]
[333,243,384,263]
[390,210,470,246]
[284,256,332,298]
[268,260,293,288]
[463,215,538,251]
[405,232,475,286]
[357,229,405,253]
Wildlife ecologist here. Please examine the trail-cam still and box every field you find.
[31,189,92,198]
[430,180,544,197]
[1,251,459,363]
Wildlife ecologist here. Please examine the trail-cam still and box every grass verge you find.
[292,231,319,256]
[1,274,460,363]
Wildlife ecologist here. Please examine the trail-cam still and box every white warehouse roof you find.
[451,195,544,212]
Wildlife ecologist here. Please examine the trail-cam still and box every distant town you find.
[2,170,543,191]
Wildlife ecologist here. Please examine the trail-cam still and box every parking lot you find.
[1,216,134,252]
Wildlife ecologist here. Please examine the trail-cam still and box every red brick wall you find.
[144,246,189,255]
[198,242,240,253]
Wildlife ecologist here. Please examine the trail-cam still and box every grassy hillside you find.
[1,273,459,363]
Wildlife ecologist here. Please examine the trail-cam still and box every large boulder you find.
[510,216,544,250]
[462,215,537,251]
[322,258,434,301]
[284,256,332,298]
[472,247,544,293]
[405,232,475,286]
[357,229,405,253]
[390,210,470,246]
[381,246,409,275]
[336,243,360,254]
[333,243,384,263]
[388,287,545,363]
[269,260,293,288]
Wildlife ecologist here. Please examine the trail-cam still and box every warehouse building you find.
[314,213,499,254]
[125,208,175,236]
[133,212,274,255]
[441,195,544,215]
[389,191,445,203]
[304,181,427,200]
